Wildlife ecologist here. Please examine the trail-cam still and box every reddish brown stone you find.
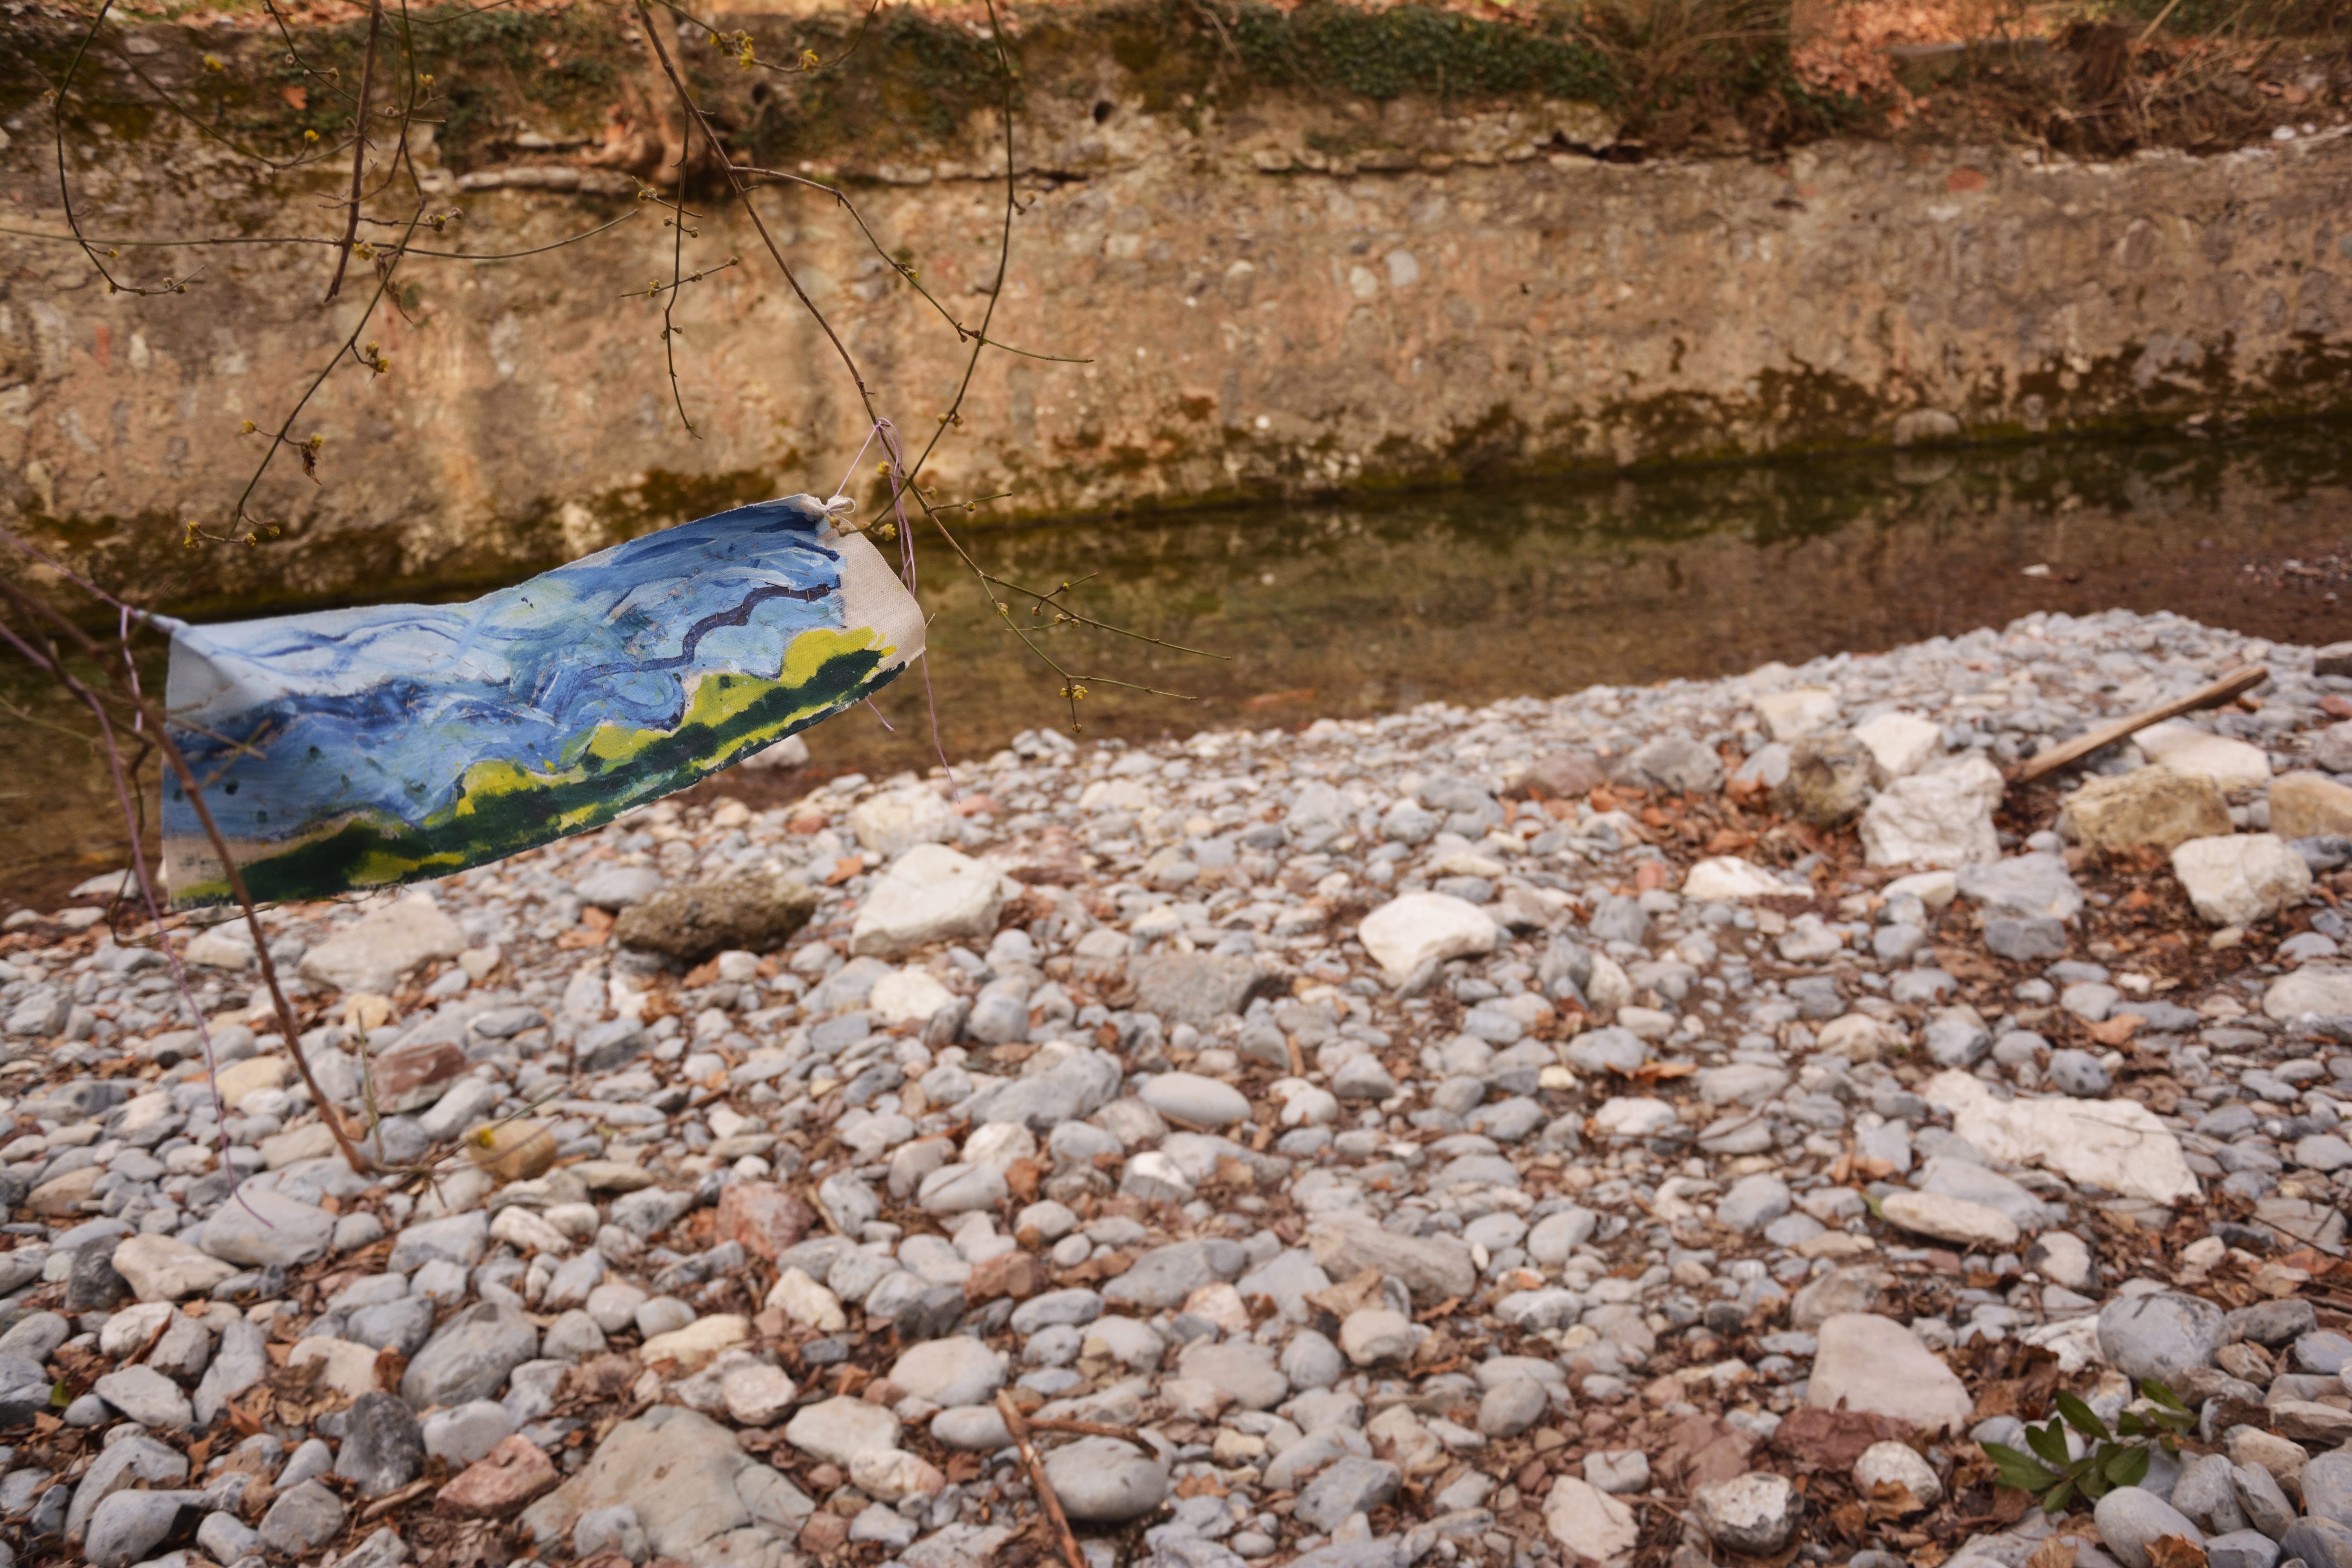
[965,1250,1041,1304]
[436,1435,559,1518]
[715,1182,814,1262]
[372,1039,468,1114]
[1770,1407,1912,1472]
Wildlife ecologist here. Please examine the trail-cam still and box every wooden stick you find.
[1026,1416,1142,1440]
[996,1390,1090,1568]
[2013,666,2268,784]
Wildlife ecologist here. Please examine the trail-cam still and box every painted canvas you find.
[158,494,923,907]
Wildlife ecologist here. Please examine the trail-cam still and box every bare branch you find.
[324,0,387,305]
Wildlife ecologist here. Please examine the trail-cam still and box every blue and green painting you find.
[158,494,923,907]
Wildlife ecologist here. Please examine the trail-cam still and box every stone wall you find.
[3,30,2350,609]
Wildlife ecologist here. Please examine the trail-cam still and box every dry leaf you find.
[2145,1536,2209,1568]
[2086,1013,2145,1045]
[2027,1535,2078,1568]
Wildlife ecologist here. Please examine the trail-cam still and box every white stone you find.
[1693,1473,1798,1554]
[489,1206,571,1256]
[1925,1070,2198,1204]
[764,1268,847,1332]
[1680,858,1785,900]
[1544,1475,1639,1563]
[1816,1013,1906,1061]
[1138,1072,1252,1127]
[111,1234,236,1301]
[638,1314,749,1370]
[2263,964,2352,1021]
[1853,712,1945,778]
[960,1122,1036,1171]
[98,1303,178,1359]
[1583,953,1633,1016]
[735,732,810,771]
[869,967,957,1027]
[721,1363,799,1426]
[2171,833,2310,927]
[851,787,955,857]
[1860,755,2005,868]
[1590,1098,1677,1138]
[1339,1309,1416,1366]
[298,892,465,994]
[1853,1441,1943,1514]
[1808,1313,1974,1434]
[785,1395,901,1466]
[1882,869,1958,908]
[1755,686,1838,742]
[1879,1190,2021,1249]
[849,1447,946,1503]
[1357,893,1499,983]
[2138,721,2271,791]
[850,846,1005,959]
[183,927,256,970]
[889,1338,1005,1407]
[289,1337,381,1398]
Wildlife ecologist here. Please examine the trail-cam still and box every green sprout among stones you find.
[1982,1380,2198,1514]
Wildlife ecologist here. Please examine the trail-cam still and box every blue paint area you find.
[157,495,911,903]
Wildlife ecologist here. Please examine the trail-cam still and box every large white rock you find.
[2137,721,2271,791]
[298,892,465,994]
[849,788,955,858]
[1853,712,1944,778]
[1808,1313,1974,1434]
[1925,1069,2198,1203]
[111,1234,237,1301]
[2171,833,2310,927]
[1681,858,1786,901]
[1754,686,1838,742]
[2263,964,2352,1022]
[1357,893,1499,983]
[1544,1475,1640,1563]
[1879,1190,2020,1249]
[1860,755,2005,868]
[868,966,957,1027]
[851,845,1005,959]
[785,1395,901,1466]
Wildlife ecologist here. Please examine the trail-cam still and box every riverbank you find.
[0,604,2347,1568]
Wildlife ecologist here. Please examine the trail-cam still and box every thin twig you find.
[995,1391,1090,1568]
[324,0,386,304]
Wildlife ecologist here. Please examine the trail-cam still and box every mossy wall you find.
[0,4,2348,614]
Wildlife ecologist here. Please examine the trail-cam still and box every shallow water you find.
[8,420,2350,913]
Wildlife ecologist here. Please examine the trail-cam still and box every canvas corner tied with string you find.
[156,494,923,909]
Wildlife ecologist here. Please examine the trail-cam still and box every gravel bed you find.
[0,604,2349,1568]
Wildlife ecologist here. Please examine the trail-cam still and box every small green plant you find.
[1982,1381,2197,1514]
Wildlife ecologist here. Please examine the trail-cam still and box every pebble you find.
[1694,1472,1800,1554]
[2094,1486,2207,1568]
[2099,1292,2229,1384]
[1044,1437,1169,1523]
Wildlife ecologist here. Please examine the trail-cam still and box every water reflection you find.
[7,422,2349,911]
